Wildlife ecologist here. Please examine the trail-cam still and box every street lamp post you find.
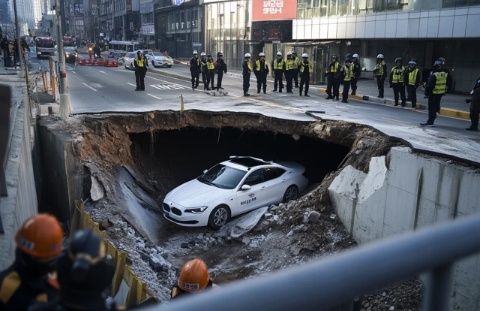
[55,0,72,119]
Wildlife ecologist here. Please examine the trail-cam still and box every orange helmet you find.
[15,214,64,259]
[177,258,210,293]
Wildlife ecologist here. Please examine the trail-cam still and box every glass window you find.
[243,169,266,186]
[264,167,286,181]
[197,164,247,189]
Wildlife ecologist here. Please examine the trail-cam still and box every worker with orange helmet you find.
[0,214,64,310]
[171,258,214,299]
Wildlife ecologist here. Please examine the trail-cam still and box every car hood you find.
[165,179,229,208]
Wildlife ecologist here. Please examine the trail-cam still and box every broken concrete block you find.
[90,176,105,201]
[307,211,321,223]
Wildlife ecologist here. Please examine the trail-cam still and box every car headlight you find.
[66,53,70,57]
[184,206,209,214]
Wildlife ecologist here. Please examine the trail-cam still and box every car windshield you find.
[127,52,136,58]
[197,164,246,189]
[152,52,162,56]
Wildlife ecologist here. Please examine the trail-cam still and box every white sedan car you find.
[145,52,173,68]
[163,156,308,229]
[123,51,137,70]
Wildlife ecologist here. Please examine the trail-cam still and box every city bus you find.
[108,40,140,53]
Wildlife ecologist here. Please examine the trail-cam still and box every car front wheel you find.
[283,185,299,203]
[152,60,155,67]
[208,205,230,230]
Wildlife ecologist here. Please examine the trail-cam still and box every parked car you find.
[123,51,137,70]
[145,51,174,68]
[163,156,308,229]
[64,47,78,63]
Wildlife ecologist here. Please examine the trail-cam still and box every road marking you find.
[71,71,76,74]
[99,70,107,74]
[127,82,136,87]
[147,93,162,100]
[82,82,97,92]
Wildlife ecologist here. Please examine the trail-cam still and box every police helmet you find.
[302,53,308,58]
[276,51,282,57]
[259,52,265,57]
[377,54,384,59]
[395,57,402,63]
[200,52,206,56]
[244,53,251,58]
[352,53,359,58]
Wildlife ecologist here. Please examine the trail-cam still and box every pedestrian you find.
[373,54,387,98]
[215,52,227,90]
[405,60,421,108]
[351,53,361,95]
[254,52,269,94]
[389,57,406,106]
[299,52,312,97]
[13,38,19,66]
[200,52,209,90]
[292,50,300,88]
[326,55,341,100]
[171,258,215,299]
[206,54,215,90]
[421,60,451,126]
[242,53,252,96]
[1,36,10,67]
[466,76,480,131]
[134,50,147,91]
[189,50,201,89]
[272,51,285,92]
[341,58,354,103]
[285,51,295,93]
[0,214,63,310]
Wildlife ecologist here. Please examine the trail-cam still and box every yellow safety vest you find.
[247,62,253,71]
[391,66,405,83]
[294,57,301,67]
[274,60,285,70]
[433,71,448,94]
[255,60,266,71]
[207,61,215,70]
[328,62,339,73]
[286,59,295,70]
[374,61,385,76]
[136,58,145,68]
[408,68,419,86]
[299,62,312,73]
[343,64,353,82]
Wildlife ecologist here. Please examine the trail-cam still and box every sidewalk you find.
[150,63,470,120]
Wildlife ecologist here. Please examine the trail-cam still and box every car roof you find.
[227,156,269,169]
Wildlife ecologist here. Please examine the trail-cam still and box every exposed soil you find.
[51,111,421,308]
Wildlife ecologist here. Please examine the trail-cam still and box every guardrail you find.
[144,214,480,311]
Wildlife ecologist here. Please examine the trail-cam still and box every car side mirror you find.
[240,184,251,191]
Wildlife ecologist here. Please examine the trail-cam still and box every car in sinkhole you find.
[163,156,308,229]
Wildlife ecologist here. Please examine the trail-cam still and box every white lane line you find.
[127,82,136,87]
[82,82,97,92]
[147,76,162,81]
[147,93,162,100]
[99,70,107,74]
[71,71,76,74]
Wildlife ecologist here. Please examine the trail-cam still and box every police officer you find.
[272,51,285,92]
[189,50,201,89]
[200,52,209,90]
[373,54,387,98]
[206,54,215,90]
[0,214,63,310]
[341,58,354,103]
[326,55,341,100]
[171,258,215,299]
[292,50,300,88]
[285,52,296,93]
[254,52,269,94]
[299,53,312,97]
[215,52,227,90]
[421,60,451,126]
[466,76,480,131]
[134,51,147,91]
[405,60,421,108]
[389,57,406,106]
[242,53,252,96]
[351,53,361,95]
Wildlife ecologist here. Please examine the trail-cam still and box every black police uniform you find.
[254,58,269,94]
[190,56,201,89]
[216,57,227,90]
[299,59,311,96]
[242,58,252,96]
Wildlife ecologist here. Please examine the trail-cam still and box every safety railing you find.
[145,214,480,311]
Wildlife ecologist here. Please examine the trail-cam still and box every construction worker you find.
[272,51,285,92]
[242,53,252,96]
[254,52,269,94]
[351,53,361,95]
[389,57,406,106]
[206,54,215,90]
[341,58,354,103]
[373,54,387,98]
[0,214,63,310]
[200,52,209,90]
[215,52,227,90]
[285,51,296,93]
[292,50,300,88]
[299,53,312,97]
[189,50,201,89]
[326,55,341,100]
[405,60,421,108]
[171,258,214,299]
[466,76,480,131]
[421,60,451,126]
[134,51,147,91]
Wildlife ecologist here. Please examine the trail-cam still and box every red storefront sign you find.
[252,0,297,21]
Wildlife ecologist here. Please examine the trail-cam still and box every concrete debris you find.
[329,213,337,220]
[227,206,269,238]
[305,211,321,223]
[90,176,105,201]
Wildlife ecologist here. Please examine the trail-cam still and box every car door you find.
[234,168,268,214]
[261,166,287,205]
